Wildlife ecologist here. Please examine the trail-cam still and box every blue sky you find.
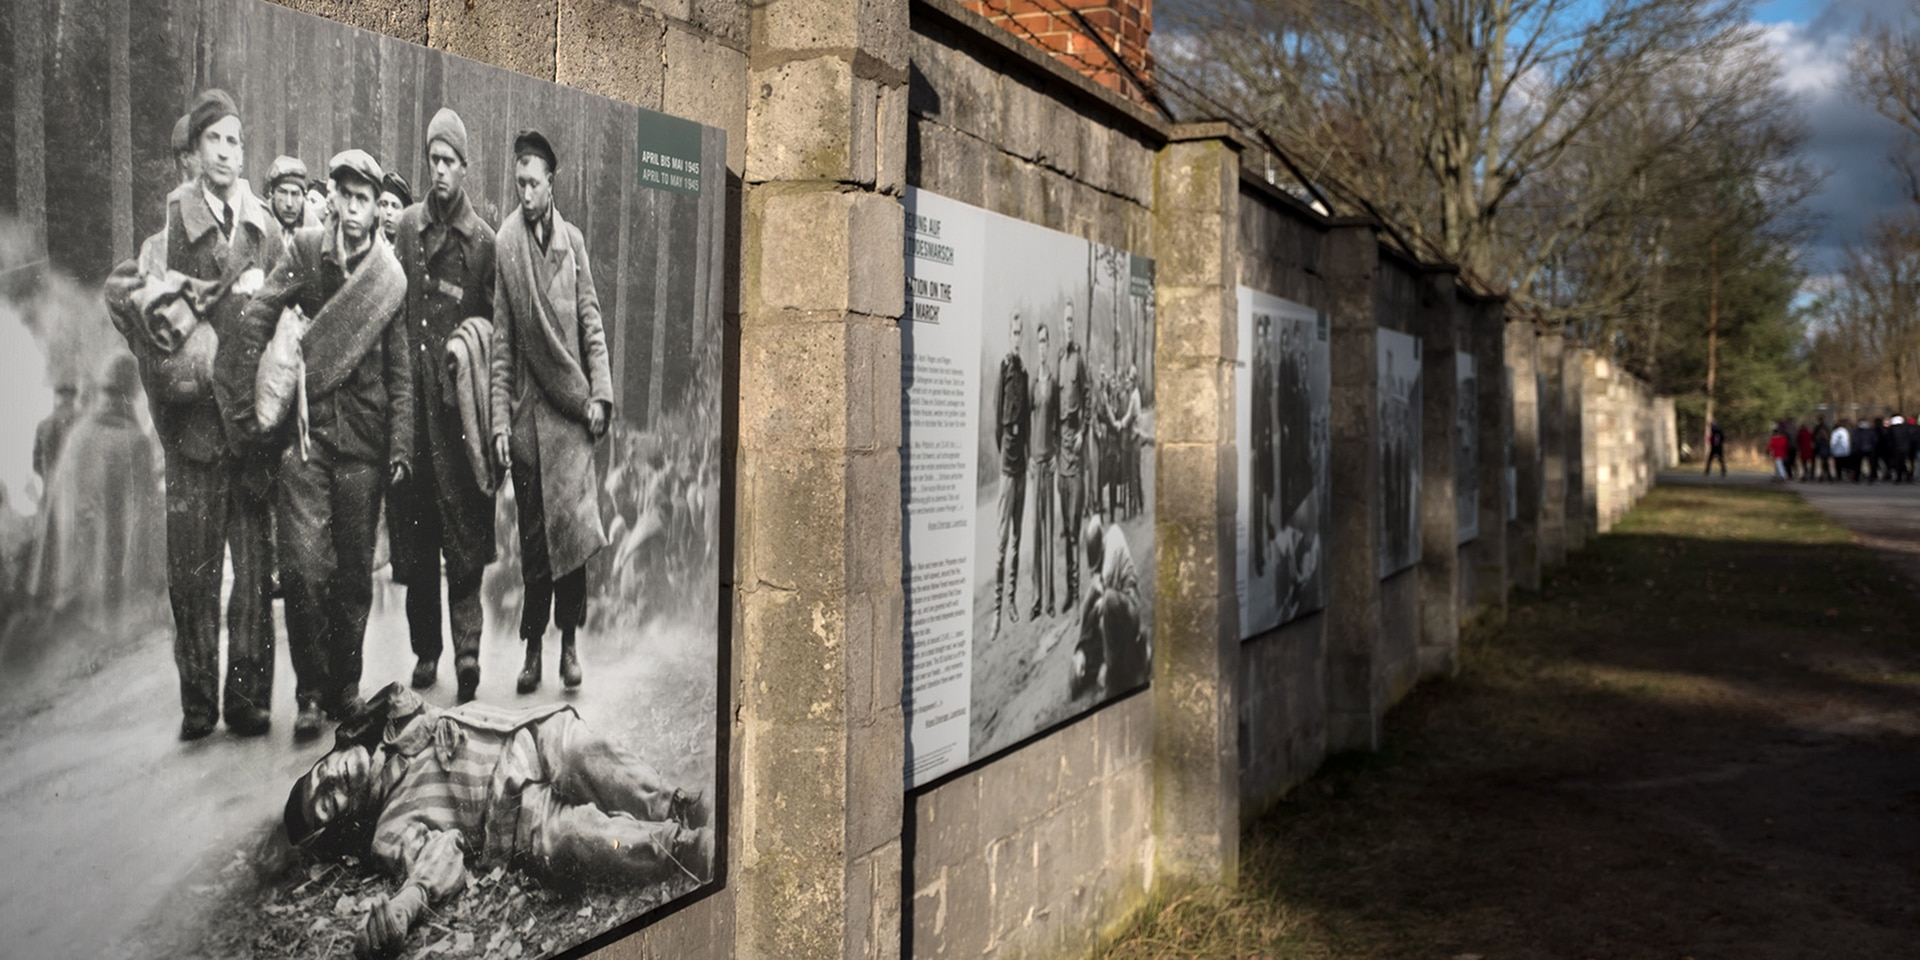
[1754,0,1915,285]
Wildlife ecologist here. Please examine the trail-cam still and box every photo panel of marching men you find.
[0,0,722,957]
[1457,352,1480,543]
[965,227,1156,766]
[1378,329,1424,578]
[1234,287,1332,639]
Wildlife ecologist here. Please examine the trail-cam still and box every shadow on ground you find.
[1103,484,1920,960]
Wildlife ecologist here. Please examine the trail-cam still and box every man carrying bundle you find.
[241,149,415,739]
[389,108,499,703]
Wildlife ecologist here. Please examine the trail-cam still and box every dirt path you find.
[1104,479,1920,959]
[0,584,714,960]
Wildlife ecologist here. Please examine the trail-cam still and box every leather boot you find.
[517,635,543,694]
[559,631,582,689]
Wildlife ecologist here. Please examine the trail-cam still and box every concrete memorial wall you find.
[0,0,1674,957]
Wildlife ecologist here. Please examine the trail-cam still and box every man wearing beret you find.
[490,129,611,694]
[107,89,279,741]
[240,149,416,739]
[389,108,499,702]
[377,172,412,244]
[266,155,314,265]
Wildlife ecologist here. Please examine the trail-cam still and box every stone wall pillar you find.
[1506,319,1541,592]
[1324,222,1385,752]
[1150,129,1242,885]
[1537,332,1566,570]
[737,2,908,957]
[1579,352,1601,544]
[1416,266,1459,678]
[1470,297,1510,620]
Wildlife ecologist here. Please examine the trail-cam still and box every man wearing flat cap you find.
[389,107,499,702]
[490,128,611,695]
[266,155,313,265]
[105,89,279,741]
[240,148,415,740]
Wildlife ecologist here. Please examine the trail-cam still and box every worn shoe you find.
[326,692,367,724]
[672,826,716,882]
[670,787,710,830]
[410,656,438,690]
[559,635,582,689]
[179,714,217,742]
[226,705,271,738]
[455,654,480,704]
[293,702,326,741]
[517,636,543,694]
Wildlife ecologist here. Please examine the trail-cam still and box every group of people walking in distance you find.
[101,89,619,744]
[1705,416,1920,483]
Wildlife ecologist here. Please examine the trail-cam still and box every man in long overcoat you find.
[389,109,498,702]
[106,89,278,740]
[240,149,415,739]
[490,129,611,695]
[1028,321,1059,620]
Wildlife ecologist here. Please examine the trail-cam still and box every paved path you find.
[1661,468,1920,584]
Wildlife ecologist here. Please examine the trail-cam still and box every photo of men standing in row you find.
[0,1,725,956]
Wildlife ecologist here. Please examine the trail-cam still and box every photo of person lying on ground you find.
[282,683,714,959]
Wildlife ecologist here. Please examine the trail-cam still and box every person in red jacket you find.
[1796,423,1815,483]
[1769,426,1790,482]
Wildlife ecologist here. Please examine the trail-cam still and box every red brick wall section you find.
[963,0,1155,104]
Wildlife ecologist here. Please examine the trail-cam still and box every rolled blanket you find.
[256,306,310,433]
[444,316,496,494]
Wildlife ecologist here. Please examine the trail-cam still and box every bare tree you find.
[1155,0,1806,315]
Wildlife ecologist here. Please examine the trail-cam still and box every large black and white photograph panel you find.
[901,189,1157,785]
[1234,286,1330,640]
[1377,328,1423,578]
[968,229,1156,763]
[1457,352,1479,544]
[0,1,724,957]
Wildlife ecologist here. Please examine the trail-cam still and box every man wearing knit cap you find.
[240,148,415,739]
[106,88,280,740]
[266,155,313,264]
[491,127,611,694]
[390,107,499,702]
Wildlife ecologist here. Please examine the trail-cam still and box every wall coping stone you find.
[912,0,1172,142]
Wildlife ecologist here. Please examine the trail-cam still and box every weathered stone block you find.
[557,0,664,106]
[739,583,847,716]
[428,0,557,79]
[1154,359,1229,445]
[740,320,850,448]
[665,20,749,174]
[1154,284,1232,362]
[747,57,854,183]
[737,451,849,592]
[692,0,748,49]
[849,193,906,318]
[272,0,429,42]
[754,0,907,72]
[752,188,855,314]
[877,80,908,195]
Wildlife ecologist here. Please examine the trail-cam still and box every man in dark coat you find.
[1056,302,1091,606]
[241,149,415,739]
[106,89,278,740]
[1029,321,1059,620]
[991,310,1029,637]
[490,129,612,694]
[32,382,79,482]
[389,109,498,702]
[1250,314,1274,576]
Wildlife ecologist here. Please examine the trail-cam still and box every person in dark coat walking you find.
[991,310,1030,636]
[1056,302,1090,606]
[1250,314,1275,577]
[1703,421,1726,477]
[32,382,79,482]
[1029,321,1059,619]
[489,129,612,694]
[388,109,498,702]
[105,89,279,741]
[241,149,415,739]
